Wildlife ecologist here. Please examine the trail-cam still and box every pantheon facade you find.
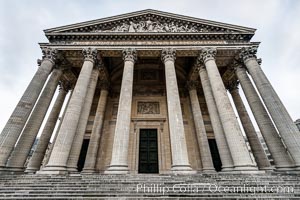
[0,10,300,175]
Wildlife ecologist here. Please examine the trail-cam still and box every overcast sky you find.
[0,0,299,131]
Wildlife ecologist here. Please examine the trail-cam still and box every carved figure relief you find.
[94,19,201,33]
[137,102,160,114]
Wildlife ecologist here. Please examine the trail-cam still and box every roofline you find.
[44,9,256,33]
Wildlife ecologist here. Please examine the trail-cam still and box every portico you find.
[0,9,299,175]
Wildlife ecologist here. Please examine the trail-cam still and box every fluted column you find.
[198,48,257,171]
[43,90,73,168]
[235,64,295,170]
[83,82,109,173]
[105,48,136,174]
[67,68,99,172]
[187,81,215,172]
[228,81,272,170]
[161,48,193,174]
[198,66,234,171]
[25,82,69,173]
[40,48,97,174]
[6,67,63,171]
[0,47,57,169]
[240,47,300,169]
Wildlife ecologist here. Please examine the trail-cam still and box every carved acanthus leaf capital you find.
[257,58,262,65]
[186,80,200,91]
[197,48,217,64]
[122,48,137,63]
[227,80,239,92]
[161,48,176,63]
[239,46,257,62]
[59,80,72,92]
[231,59,246,71]
[42,47,58,64]
[82,48,97,62]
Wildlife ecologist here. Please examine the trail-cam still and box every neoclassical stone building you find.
[0,9,300,175]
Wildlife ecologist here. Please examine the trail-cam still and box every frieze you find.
[137,102,160,114]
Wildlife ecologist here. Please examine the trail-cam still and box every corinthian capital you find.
[122,48,137,63]
[197,48,217,64]
[82,48,97,62]
[161,48,176,63]
[42,47,58,64]
[239,46,257,62]
[227,80,239,92]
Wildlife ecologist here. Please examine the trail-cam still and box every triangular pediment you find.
[45,9,255,34]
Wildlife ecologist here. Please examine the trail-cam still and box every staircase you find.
[0,173,299,199]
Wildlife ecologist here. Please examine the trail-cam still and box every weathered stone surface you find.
[6,68,63,171]
[26,85,68,173]
[0,48,57,168]
[235,65,295,170]
[40,48,97,174]
[105,48,136,174]
[198,48,257,171]
[67,69,99,172]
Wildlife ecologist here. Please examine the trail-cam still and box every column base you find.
[202,167,216,173]
[25,167,39,174]
[37,165,68,175]
[233,165,259,173]
[275,164,296,171]
[66,166,79,174]
[81,168,96,174]
[171,165,196,174]
[104,165,129,174]
[221,166,235,172]
[4,166,25,173]
[259,166,274,171]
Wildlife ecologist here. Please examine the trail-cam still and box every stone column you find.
[198,48,256,171]
[228,81,272,170]
[198,66,234,171]
[105,48,136,174]
[6,67,63,171]
[66,68,99,172]
[235,64,295,170]
[43,89,73,167]
[240,47,300,168]
[25,82,69,173]
[161,48,193,174]
[187,81,215,172]
[83,82,109,173]
[40,48,97,174]
[0,47,57,169]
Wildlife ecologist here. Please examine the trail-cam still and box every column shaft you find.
[0,48,57,168]
[199,48,256,171]
[25,85,68,173]
[235,65,294,169]
[199,67,234,171]
[83,88,108,173]
[43,90,73,168]
[241,51,300,168]
[67,69,99,172]
[6,68,63,171]
[230,86,272,170]
[188,87,215,172]
[41,48,97,174]
[162,48,193,173]
[105,48,136,174]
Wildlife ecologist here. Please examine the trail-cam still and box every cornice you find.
[45,32,253,43]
